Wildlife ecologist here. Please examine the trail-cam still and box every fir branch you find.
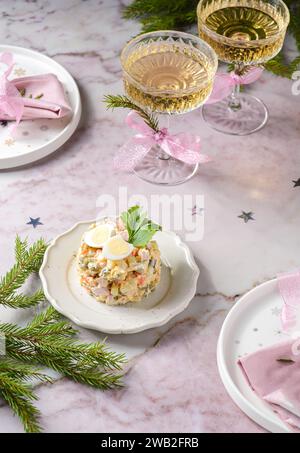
[0,384,41,433]
[265,54,300,78]
[15,236,28,264]
[138,12,196,33]
[1,306,126,390]
[124,0,198,32]
[0,236,127,433]
[2,288,45,310]
[0,358,51,433]
[104,94,159,132]
[0,358,52,384]
[0,237,47,308]
[14,236,47,271]
[124,0,194,17]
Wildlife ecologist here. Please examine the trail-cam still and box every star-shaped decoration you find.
[271,307,281,316]
[14,67,26,77]
[4,138,15,146]
[238,211,255,223]
[0,120,8,127]
[190,205,204,216]
[27,217,43,229]
[293,178,300,188]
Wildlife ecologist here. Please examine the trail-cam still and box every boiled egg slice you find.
[84,224,115,248]
[102,235,133,260]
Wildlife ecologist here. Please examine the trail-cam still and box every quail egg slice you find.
[102,235,133,260]
[84,224,115,248]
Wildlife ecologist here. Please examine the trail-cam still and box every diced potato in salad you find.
[77,215,161,305]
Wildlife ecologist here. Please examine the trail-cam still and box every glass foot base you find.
[133,147,199,186]
[202,93,269,136]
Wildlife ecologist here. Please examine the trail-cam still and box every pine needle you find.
[104,94,159,132]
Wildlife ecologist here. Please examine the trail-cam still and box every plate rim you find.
[0,44,81,169]
[40,219,200,334]
[217,278,290,433]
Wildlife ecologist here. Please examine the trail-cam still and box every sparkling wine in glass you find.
[197,0,290,135]
[121,30,218,185]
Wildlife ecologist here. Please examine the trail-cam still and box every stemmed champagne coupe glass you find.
[121,30,218,185]
[197,0,290,135]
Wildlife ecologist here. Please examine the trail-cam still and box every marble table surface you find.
[0,0,300,433]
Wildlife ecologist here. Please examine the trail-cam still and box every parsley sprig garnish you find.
[121,206,161,247]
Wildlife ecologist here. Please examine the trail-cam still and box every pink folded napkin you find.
[10,73,72,120]
[239,339,300,432]
[0,52,72,133]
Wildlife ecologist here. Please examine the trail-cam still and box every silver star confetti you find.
[271,307,281,316]
[293,178,300,188]
[238,211,255,223]
[27,217,43,229]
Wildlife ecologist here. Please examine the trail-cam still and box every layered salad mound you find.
[77,206,161,305]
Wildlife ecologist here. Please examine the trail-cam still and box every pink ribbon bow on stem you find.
[0,52,24,134]
[206,67,264,104]
[114,111,211,171]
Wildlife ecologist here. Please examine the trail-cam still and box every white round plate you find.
[0,45,81,169]
[217,279,291,433]
[40,220,199,334]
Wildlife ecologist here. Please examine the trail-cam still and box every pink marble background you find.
[0,0,299,433]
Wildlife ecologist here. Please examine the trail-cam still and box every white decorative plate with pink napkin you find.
[0,45,81,169]
[217,271,300,433]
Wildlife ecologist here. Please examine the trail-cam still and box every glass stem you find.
[157,145,170,160]
[157,114,171,161]
[228,64,243,111]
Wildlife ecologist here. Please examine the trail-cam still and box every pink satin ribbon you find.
[278,270,300,331]
[0,52,24,133]
[114,111,211,171]
[206,67,264,104]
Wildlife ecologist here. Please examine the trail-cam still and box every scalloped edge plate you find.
[40,219,200,334]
